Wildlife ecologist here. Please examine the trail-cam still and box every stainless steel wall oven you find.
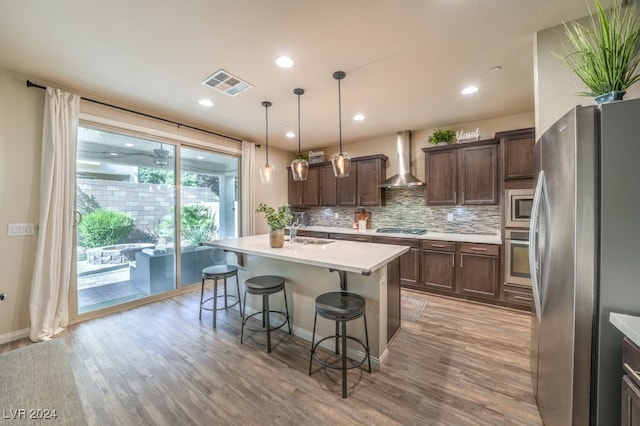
[504,229,530,287]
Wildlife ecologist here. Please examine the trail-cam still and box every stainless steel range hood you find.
[378,130,425,188]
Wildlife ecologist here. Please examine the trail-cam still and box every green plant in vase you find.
[256,203,292,248]
[428,129,456,145]
[559,0,640,103]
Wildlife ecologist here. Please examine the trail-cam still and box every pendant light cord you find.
[263,101,270,164]
[297,92,302,156]
[337,76,343,153]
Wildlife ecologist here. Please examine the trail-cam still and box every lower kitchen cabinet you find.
[622,337,640,426]
[419,240,500,303]
[328,232,373,242]
[373,236,420,288]
[420,240,457,293]
[458,243,500,299]
[502,284,533,307]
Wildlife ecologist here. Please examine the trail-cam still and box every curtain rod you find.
[26,80,259,147]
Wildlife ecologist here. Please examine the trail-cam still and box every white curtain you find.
[241,140,256,236]
[29,87,80,342]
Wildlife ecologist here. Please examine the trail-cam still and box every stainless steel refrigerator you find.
[530,98,640,426]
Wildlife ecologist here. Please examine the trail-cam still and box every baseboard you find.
[0,328,29,345]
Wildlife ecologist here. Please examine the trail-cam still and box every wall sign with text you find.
[456,128,480,143]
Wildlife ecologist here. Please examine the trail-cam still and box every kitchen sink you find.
[293,237,335,245]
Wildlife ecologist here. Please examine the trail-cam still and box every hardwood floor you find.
[1,289,542,425]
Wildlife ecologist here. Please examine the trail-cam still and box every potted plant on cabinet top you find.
[428,129,456,146]
[559,0,640,104]
[256,203,292,248]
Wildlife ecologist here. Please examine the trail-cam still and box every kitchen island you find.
[203,234,409,369]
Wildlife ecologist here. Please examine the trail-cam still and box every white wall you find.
[535,12,640,137]
[0,68,43,342]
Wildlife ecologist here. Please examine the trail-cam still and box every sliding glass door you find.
[73,124,239,316]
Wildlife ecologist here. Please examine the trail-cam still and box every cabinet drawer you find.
[503,287,533,306]
[329,233,373,242]
[623,337,640,388]
[373,236,420,248]
[297,230,329,239]
[421,240,456,252]
[459,243,499,257]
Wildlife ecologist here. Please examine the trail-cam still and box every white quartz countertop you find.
[610,313,640,347]
[300,226,502,245]
[203,234,409,275]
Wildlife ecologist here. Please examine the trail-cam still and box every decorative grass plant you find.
[560,0,640,100]
[428,129,456,145]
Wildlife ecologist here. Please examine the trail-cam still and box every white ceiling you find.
[0,0,601,151]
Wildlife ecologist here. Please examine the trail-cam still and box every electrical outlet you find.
[334,212,339,219]
[447,213,454,222]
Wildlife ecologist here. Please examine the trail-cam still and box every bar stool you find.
[308,291,372,398]
[199,248,241,328]
[241,275,291,353]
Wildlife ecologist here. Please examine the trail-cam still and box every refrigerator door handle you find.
[529,171,545,321]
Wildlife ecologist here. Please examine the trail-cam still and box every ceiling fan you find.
[78,143,175,168]
[152,145,171,167]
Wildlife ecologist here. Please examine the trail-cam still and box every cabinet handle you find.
[451,254,455,268]
[469,247,488,252]
[623,363,640,385]
[431,244,446,248]
[462,191,464,202]
[454,191,457,203]
[460,254,463,268]
[513,296,532,301]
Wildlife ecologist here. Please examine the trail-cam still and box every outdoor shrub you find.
[158,204,216,246]
[78,209,134,248]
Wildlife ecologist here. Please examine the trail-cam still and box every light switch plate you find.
[8,223,36,236]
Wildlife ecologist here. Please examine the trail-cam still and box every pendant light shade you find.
[259,101,275,184]
[331,71,351,178]
[291,88,308,181]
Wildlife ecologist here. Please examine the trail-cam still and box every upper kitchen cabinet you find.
[336,155,388,207]
[422,139,498,206]
[496,128,535,180]
[287,166,319,207]
[318,163,337,206]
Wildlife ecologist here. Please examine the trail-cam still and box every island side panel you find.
[237,254,388,368]
[386,257,401,343]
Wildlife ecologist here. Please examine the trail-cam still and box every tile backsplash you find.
[296,187,500,234]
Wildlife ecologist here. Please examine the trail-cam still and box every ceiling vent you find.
[202,69,252,97]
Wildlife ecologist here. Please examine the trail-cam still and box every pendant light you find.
[331,71,351,178]
[291,88,308,181]
[259,101,275,184]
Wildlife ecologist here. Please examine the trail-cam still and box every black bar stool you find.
[241,275,291,353]
[308,291,372,398]
[199,248,240,328]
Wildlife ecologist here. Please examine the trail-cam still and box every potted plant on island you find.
[256,203,292,248]
[428,129,456,146]
[559,0,640,104]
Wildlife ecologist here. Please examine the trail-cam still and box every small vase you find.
[595,90,626,105]
[269,228,285,248]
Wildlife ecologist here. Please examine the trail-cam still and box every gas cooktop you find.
[376,228,427,235]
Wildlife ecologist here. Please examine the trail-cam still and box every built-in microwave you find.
[505,188,534,229]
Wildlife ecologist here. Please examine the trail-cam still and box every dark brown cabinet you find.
[373,236,420,288]
[622,337,640,426]
[497,128,535,180]
[328,232,373,242]
[290,155,387,207]
[420,240,456,293]
[423,140,498,206]
[458,243,500,299]
[318,163,337,206]
[336,155,387,207]
[419,239,500,302]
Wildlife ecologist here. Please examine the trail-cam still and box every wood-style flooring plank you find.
[1,289,542,425]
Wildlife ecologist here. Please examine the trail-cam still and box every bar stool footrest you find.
[310,335,369,371]
[200,294,240,312]
[243,310,289,333]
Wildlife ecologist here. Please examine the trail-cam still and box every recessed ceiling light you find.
[353,113,365,121]
[77,160,101,166]
[286,130,295,138]
[196,156,204,160]
[275,56,294,68]
[198,99,213,107]
[109,152,118,156]
[461,86,479,95]
[125,143,134,147]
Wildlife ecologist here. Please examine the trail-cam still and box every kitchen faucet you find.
[290,219,302,242]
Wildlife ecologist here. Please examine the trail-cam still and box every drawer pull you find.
[623,363,640,385]
[470,247,488,251]
[431,244,446,248]
[513,295,532,301]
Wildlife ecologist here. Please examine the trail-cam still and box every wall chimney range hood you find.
[378,130,425,188]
